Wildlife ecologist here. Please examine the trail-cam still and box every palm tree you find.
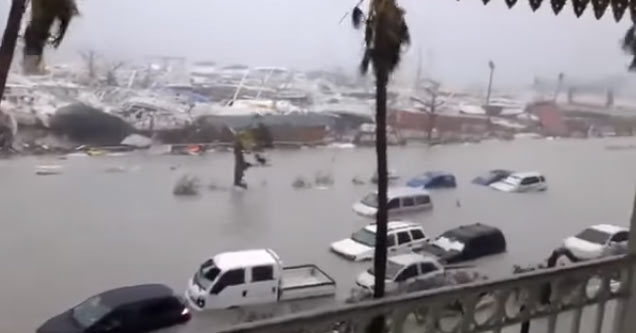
[23,0,79,74]
[352,0,410,302]
[0,0,27,102]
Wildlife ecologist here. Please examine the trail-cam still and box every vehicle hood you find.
[406,178,431,188]
[186,278,208,310]
[563,236,604,260]
[356,271,387,290]
[37,310,83,333]
[420,243,461,263]
[352,202,377,218]
[331,239,372,260]
[490,181,516,192]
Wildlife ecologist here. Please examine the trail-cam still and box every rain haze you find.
[1,0,633,87]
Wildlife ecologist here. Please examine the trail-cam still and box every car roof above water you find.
[213,249,279,270]
[364,221,422,233]
[96,284,175,308]
[589,224,627,234]
[388,253,435,266]
[386,186,430,198]
[440,223,503,241]
[508,171,544,179]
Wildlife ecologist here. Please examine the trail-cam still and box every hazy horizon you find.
[1,0,634,89]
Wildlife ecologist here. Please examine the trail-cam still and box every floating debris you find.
[351,176,365,185]
[314,171,334,188]
[173,175,201,196]
[208,181,230,192]
[35,165,63,176]
[104,166,127,173]
[292,176,312,189]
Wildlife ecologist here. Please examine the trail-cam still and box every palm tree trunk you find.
[373,65,389,300]
[0,0,27,102]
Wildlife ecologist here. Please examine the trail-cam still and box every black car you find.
[37,284,191,333]
[419,223,506,264]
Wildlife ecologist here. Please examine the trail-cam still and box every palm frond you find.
[23,0,78,72]
[622,25,636,71]
[352,6,364,29]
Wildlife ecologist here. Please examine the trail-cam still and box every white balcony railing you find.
[220,255,636,333]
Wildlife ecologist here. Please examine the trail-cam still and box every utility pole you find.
[486,60,495,105]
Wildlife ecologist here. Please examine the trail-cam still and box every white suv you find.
[330,221,429,261]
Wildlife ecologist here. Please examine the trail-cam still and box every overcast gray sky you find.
[1,0,633,87]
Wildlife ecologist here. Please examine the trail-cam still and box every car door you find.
[396,231,413,253]
[418,262,442,281]
[387,234,399,254]
[415,195,432,210]
[519,176,539,192]
[393,264,419,292]
[400,197,417,213]
[89,310,128,333]
[248,265,278,305]
[409,228,427,249]
[387,198,401,216]
[209,268,248,308]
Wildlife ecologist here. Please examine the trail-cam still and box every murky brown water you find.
[2,138,635,332]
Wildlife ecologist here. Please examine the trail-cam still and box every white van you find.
[353,187,432,218]
[490,171,547,193]
[330,221,429,261]
[186,249,336,310]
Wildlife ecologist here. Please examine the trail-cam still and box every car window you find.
[521,176,539,185]
[252,265,274,282]
[395,265,418,282]
[415,195,430,205]
[401,197,415,207]
[410,229,425,240]
[539,176,546,182]
[211,269,245,294]
[612,231,629,243]
[388,198,400,209]
[419,263,440,275]
[387,234,396,247]
[397,231,411,245]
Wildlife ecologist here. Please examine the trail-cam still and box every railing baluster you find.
[217,256,632,333]
[594,301,606,333]
[570,307,583,333]
[547,313,558,333]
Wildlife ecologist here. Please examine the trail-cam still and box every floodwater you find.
[2,138,636,332]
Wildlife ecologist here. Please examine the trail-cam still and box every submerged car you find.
[331,221,429,261]
[37,284,191,333]
[353,187,433,218]
[562,224,628,261]
[490,171,547,192]
[407,171,457,189]
[419,223,507,264]
[472,169,512,186]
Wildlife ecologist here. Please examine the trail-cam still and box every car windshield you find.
[576,228,611,245]
[194,259,220,290]
[368,260,404,279]
[434,236,465,252]
[502,176,521,186]
[361,193,378,208]
[72,296,112,328]
[351,228,376,247]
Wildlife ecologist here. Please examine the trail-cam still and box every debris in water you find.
[314,171,334,188]
[104,166,127,173]
[208,181,230,192]
[351,176,365,185]
[292,176,311,189]
[173,175,201,196]
[35,165,63,176]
